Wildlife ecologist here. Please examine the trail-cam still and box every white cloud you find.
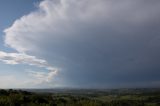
[0,51,58,85]
[27,69,58,84]
[3,0,109,53]
[0,51,56,71]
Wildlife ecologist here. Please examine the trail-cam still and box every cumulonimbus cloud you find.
[1,0,160,88]
[4,0,160,54]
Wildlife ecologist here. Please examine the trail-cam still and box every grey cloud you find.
[3,0,160,88]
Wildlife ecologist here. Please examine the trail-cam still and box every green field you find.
[0,89,159,106]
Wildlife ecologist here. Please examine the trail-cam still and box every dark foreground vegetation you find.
[0,88,160,106]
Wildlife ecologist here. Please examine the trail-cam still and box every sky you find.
[0,0,160,88]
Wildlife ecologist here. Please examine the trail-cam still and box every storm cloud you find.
[3,0,160,88]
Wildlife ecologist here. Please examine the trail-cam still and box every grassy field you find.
[0,88,159,106]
